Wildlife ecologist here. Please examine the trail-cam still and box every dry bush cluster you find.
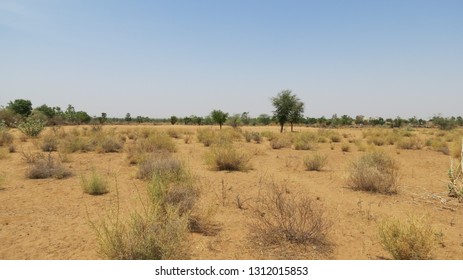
[378,216,436,260]
[250,183,330,249]
[137,152,185,181]
[25,153,72,179]
[347,151,399,194]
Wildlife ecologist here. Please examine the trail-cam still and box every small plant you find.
[303,153,328,171]
[341,143,351,152]
[378,216,436,260]
[0,127,13,147]
[197,128,217,147]
[270,135,292,149]
[347,151,399,194]
[81,169,109,195]
[206,144,251,171]
[396,136,423,150]
[18,118,45,137]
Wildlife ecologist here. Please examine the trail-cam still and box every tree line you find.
[1,91,463,131]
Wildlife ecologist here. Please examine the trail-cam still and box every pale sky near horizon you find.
[1,0,462,119]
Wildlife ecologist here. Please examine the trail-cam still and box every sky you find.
[1,0,462,119]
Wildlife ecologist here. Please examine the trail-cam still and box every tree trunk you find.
[219,123,222,129]
[280,123,284,133]
[291,122,294,132]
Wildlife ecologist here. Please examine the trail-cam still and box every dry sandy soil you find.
[0,124,462,260]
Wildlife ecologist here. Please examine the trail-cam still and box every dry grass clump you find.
[96,204,190,260]
[378,216,436,260]
[347,151,399,194]
[303,153,328,171]
[206,144,251,171]
[40,133,59,152]
[396,136,423,150]
[0,130,13,147]
[81,170,109,195]
[341,143,351,152]
[270,134,292,149]
[62,134,95,153]
[26,154,72,179]
[451,137,462,159]
[425,137,450,155]
[127,132,176,164]
[250,183,330,248]
[293,132,317,150]
[364,129,399,146]
[317,129,341,143]
[137,152,185,181]
[197,128,217,147]
[448,158,463,201]
[244,131,262,143]
[95,135,124,153]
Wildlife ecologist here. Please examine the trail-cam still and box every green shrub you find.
[347,151,399,194]
[379,216,435,260]
[81,170,109,195]
[303,153,328,171]
[18,118,45,137]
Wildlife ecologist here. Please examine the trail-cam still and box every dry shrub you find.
[197,128,217,147]
[293,132,317,150]
[303,153,328,171]
[167,128,182,139]
[244,131,262,143]
[40,133,59,152]
[96,204,190,260]
[451,138,462,159]
[96,136,124,153]
[347,151,399,194]
[425,137,450,155]
[81,170,109,195]
[127,133,176,164]
[62,134,95,153]
[250,183,329,247]
[396,136,423,150]
[26,154,72,179]
[364,129,399,146]
[270,135,292,149]
[137,153,185,181]
[206,144,251,171]
[448,159,463,201]
[379,216,436,260]
[0,130,13,147]
[341,143,351,152]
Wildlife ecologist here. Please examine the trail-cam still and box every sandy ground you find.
[0,124,462,260]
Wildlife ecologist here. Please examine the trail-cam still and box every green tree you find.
[271,90,304,133]
[257,114,271,126]
[210,110,228,129]
[125,113,132,123]
[7,99,32,117]
[76,111,92,124]
[35,104,56,119]
[170,116,178,125]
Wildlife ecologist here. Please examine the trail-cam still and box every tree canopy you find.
[271,90,304,132]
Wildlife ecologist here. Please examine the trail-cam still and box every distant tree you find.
[183,116,192,125]
[211,110,228,129]
[240,112,250,125]
[257,114,271,126]
[227,114,241,128]
[170,116,178,125]
[136,116,143,123]
[125,113,132,123]
[64,105,77,123]
[76,111,92,124]
[288,101,304,132]
[271,90,304,133]
[7,99,32,117]
[99,112,107,124]
[35,104,56,119]
[191,115,203,126]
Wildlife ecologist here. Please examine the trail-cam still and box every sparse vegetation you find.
[347,151,399,194]
[379,216,436,260]
[18,118,45,137]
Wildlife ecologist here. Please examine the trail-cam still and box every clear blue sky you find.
[1,0,462,119]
